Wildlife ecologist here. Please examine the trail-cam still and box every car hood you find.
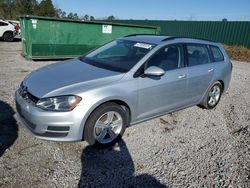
[23,59,125,98]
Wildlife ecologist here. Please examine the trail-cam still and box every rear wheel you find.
[3,32,14,42]
[200,81,222,109]
[84,103,127,148]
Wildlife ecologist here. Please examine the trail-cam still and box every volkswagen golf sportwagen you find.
[15,35,232,147]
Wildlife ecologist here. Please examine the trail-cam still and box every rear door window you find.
[210,45,224,62]
[186,44,211,66]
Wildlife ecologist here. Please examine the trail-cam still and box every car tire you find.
[3,32,14,42]
[84,102,127,148]
[200,81,223,109]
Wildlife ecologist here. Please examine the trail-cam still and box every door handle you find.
[178,74,186,79]
[208,68,214,73]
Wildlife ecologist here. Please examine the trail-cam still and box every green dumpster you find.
[19,15,160,60]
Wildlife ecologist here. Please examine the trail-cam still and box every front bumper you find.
[15,91,91,141]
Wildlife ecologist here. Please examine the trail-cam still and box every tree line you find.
[0,0,116,21]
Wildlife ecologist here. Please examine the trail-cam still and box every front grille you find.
[19,87,39,104]
[26,92,39,104]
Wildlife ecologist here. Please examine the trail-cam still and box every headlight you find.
[36,95,82,111]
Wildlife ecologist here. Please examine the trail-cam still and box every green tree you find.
[67,12,74,19]
[54,8,66,18]
[14,0,38,15]
[55,8,62,18]
[37,0,56,17]
[73,13,79,20]
[83,14,89,20]
[0,0,97,20]
[61,11,66,18]
[0,0,38,19]
[107,15,115,20]
[0,0,15,19]
[0,2,3,18]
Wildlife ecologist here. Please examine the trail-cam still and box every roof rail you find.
[162,36,215,42]
[123,34,216,43]
[124,34,163,37]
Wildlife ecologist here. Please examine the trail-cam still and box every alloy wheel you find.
[94,111,123,144]
[208,85,221,106]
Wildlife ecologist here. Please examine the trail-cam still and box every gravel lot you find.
[0,42,249,188]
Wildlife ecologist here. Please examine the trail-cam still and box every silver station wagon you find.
[15,35,232,147]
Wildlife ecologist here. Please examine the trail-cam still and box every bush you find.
[224,45,250,62]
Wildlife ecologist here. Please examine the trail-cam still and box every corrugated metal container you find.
[108,20,250,48]
[19,15,160,60]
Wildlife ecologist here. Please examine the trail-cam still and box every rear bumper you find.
[15,91,91,141]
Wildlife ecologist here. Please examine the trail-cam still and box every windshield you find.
[79,39,156,72]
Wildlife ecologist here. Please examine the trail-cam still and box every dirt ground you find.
[0,42,249,188]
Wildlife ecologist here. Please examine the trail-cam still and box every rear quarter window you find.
[0,21,8,26]
[210,45,224,62]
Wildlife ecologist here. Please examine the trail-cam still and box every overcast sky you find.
[49,0,250,21]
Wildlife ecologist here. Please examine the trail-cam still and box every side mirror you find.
[144,66,165,77]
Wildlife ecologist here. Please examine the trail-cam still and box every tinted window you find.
[0,21,8,26]
[210,46,224,62]
[81,39,155,72]
[146,45,184,71]
[187,44,210,66]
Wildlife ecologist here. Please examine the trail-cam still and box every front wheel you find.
[200,81,223,109]
[84,103,127,148]
[3,32,14,42]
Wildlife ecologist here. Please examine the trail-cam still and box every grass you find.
[224,45,250,62]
